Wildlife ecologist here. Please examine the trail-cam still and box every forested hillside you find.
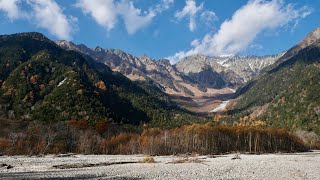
[0,32,205,128]
[230,29,320,135]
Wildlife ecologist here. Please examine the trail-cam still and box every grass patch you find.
[139,156,156,163]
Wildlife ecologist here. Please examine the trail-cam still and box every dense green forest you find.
[230,40,320,135]
[0,32,206,128]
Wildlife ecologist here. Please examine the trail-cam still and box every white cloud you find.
[0,0,25,20]
[200,10,218,26]
[168,0,312,64]
[76,0,173,35]
[0,0,75,40]
[116,1,156,34]
[155,0,174,13]
[175,0,203,32]
[28,0,76,40]
[75,0,117,31]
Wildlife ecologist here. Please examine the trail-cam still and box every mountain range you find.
[1,27,320,136]
[56,40,281,97]
[55,27,320,135]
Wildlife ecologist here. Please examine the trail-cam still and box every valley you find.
[0,0,320,179]
[0,27,320,159]
[55,40,278,115]
[170,87,235,114]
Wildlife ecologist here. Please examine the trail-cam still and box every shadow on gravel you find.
[53,161,138,169]
[0,171,142,180]
[281,151,320,156]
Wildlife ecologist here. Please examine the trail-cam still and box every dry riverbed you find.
[0,151,320,179]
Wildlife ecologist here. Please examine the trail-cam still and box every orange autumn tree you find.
[95,119,109,135]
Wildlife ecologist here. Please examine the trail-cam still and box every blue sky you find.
[0,0,319,63]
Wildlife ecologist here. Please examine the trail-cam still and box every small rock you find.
[231,154,241,160]
[7,165,13,169]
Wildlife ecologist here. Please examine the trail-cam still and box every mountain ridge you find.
[55,40,282,97]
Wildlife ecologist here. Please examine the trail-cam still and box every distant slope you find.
[56,41,281,97]
[0,32,205,127]
[176,54,282,87]
[230,27,320,134]
[56,40,209,97]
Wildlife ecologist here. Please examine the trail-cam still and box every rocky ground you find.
[0,151,319,179]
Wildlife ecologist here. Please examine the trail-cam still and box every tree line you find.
[0,120,312,156]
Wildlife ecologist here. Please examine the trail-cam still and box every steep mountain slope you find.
[0,32,204,127]
[230,27,320,134]
[56,41,209,97]
[57,41,280,98]
[272,27,320,68]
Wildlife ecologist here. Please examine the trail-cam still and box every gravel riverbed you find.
[0,151,319,179]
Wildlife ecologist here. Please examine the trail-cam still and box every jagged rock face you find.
[188,68,226,89]
[55,41,145,79]
[56,40,281,96]
[176,54,281,86]
[220,55,283,82]
[55,41,206,96]
[297,27,320,50]
[176,54,225,74]
[55,40,79,51]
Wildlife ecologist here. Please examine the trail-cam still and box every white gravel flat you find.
[0,151,319,179]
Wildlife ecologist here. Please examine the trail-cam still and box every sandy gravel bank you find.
[0,151,319,179]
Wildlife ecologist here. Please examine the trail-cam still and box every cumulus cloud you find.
[75,0,117,31]
[175,0,203,32]
[28,0,76,40]
[116,2,156,34]
[168,0,312,64]
[76,0,174,34]
[0,0,25,20]
[0,0,76,40]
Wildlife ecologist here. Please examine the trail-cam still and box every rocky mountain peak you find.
[94,46,104,52]
[77,44,88,50]
[176,53,281,86]
[56,40,281,97]
[306,27,320,39]
[183,54,208,61]
[139,55,154,62]
[276,27,320,63]
[55,40,79,51]
[158,59,171,66]
[299,27,320,48]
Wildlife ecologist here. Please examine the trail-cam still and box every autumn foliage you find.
[30,75,39,84]
[233,116,267,127]
[0,121,309,156]
[95,119,109,134]
[102,123,307,155]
